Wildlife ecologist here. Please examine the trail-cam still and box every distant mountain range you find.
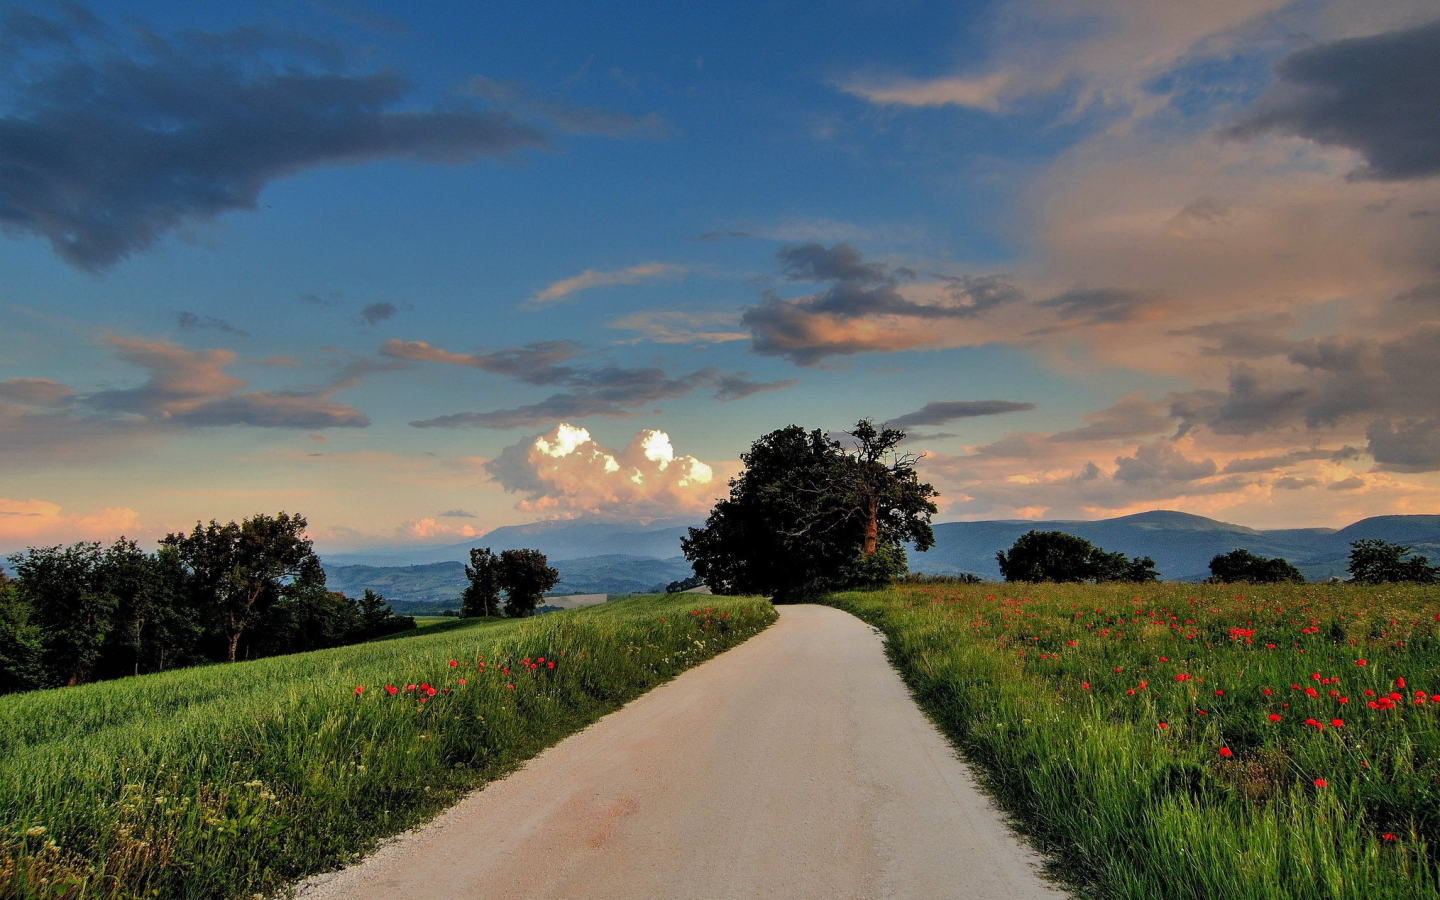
[912,511,1440,581]
[317,511,1440,605]
[322,519,695,567]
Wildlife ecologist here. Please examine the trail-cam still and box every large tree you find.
[461,547,504,617]
[9,542,117,685]
[498,549,560,618]
[997,531,1158,583]
[163,512,323,661]
[1208,549,1305,584]
[0,572,43,694]
[1347,539,1439,584]
[682,420,937,602]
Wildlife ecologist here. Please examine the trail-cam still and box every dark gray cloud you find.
[888,399,1034,427]
[409,366,718,429]
[1036,288,1151,324]
[176,311,245,335]
[0,10,553,271]
[1228,19,1440,180]
[1366,418,1440,472]
[1329,475,1366,491]
[712,373,799,402]
[743,243,1022,366]
[1170,315,1297,359]
[381,339,583,385]
[1048,395,1170,442]
[0,377,74,406]
[1113,441,1218,484]
[438,509,475,518]
[357,302,397,327]
[1220,448,1349,475]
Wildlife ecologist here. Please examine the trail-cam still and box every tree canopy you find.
[682,420,938,602]
[1348,539,1439,584]
[460,547,560,617]
[1207,549,1305,584]
[996,531,1159,583]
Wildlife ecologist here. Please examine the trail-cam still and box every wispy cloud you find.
[528,262,686,305]
[888,400,1035,427]
[608,310,748,344]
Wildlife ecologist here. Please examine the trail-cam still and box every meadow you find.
[825,582,1440,900]
[0,594,774,900]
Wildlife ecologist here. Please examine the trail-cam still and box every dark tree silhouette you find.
[997,531,1158,583]
[1208,549,1305,584]
[462,547,504,617]
[1347,539,1439,584]
[498,549,559,618]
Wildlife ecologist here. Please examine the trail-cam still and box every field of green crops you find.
[0,594,774,900]
[825,582,1440,900]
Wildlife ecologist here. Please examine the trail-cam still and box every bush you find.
[1208,549,1305,584]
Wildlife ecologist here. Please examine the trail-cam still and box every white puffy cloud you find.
[485,423,719,519]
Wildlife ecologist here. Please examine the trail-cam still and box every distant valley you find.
[320,511,1440,608]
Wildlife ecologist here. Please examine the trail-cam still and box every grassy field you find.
[0,594,774,900]
[825,582,1440,900]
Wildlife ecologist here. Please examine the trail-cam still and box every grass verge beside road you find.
[0,594,774,900]
[825,583,1440,900]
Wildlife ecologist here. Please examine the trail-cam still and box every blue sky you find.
[3,0,1439,551]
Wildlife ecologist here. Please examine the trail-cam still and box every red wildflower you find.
[1114,667,1123,673]
[1081,681,1090,690]
[458,678,466,685]
[1215,690,1224,696]
[1268,713,1282,722]
[1397,677,1406,689]
[354,685,364,696]
[1157,722,1169,729]
[448,660,458,667]
[385,685,398,696]
[1219,747,1233,758]
[547,661,555,669]
[1263,687,1273,696]
[507,684,514,690]
[1383,833,1397,842]
[1357,659,1367,666]
[1332,719,1344,727]
[1314,778,1328,788]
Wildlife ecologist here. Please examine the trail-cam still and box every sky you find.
[2,0,1440,554]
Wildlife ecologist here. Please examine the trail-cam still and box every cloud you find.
[382,339,582,384]
[409,366,717,429]
[1049,395,1171,442]
[438,509,476,518]
[888,400,1035,427]
[0,338,383,463]
[743,243,1022,365]
[0,497,141,553]
[1366,419,1440,472]
[484,423,719,518]
[0,9,552,271]
[176,311,246,335]
[1113,441,1218,484]
[712,373,799,402]
[461,75,665,138]
[607,310,748,344]
[840,73,1010,112]
[1228,19,1440,181]
[1035,288,1153,325]
[357,302,397,326]
[529,262,686,305]
[0,378,74,407]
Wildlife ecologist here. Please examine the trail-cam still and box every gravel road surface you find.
[299,604,1067,900]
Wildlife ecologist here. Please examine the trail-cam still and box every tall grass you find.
[825,582,1440,900]
[0,594,774,900]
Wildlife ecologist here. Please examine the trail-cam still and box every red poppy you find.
[354,685,364,696]
[1081,681,1091,690]
[1331,719,1344,727]
[1268,713,1282,722]
[449,660,458,667]
[458,678,467,685]
[1383,833,1397,842]
[547,661,555,669]
[1314,778,1328,788]
[507,684,514,690]
[1215,690,1224,696]
[1396,677,1406,689]
[1157,722,1168,729]
[385,685,398,696]
[1357,659,1367,666]
[1219,747,1233,758]
[1114,667,1123,673]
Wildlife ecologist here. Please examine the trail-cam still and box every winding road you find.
[300,604,1067,900]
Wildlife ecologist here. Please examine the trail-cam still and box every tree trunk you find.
[862,498,879,557]
[227,630,242,662]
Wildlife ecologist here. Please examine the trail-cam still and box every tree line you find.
[0,512,413,696]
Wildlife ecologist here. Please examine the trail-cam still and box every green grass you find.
[0,594,774,900]
[823,582,1440,900]
[409,615,453,627]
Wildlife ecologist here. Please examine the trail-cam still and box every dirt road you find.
[300,604,1066,900]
